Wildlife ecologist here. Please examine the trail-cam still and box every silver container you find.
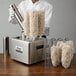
[9,37,46,64]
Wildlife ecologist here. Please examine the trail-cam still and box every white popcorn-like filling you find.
[56,41,65,48]
[38,11,45,35]
[23,10,45,39]
[23,11,30,36]
[29,10,38,38]
[50,40,74,68]
[51,45,61,67]
[66,40,74,51]
[61,44,74,68]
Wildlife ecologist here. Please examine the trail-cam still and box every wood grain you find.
[0,54,76,76]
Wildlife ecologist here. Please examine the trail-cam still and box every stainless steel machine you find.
[9,37,46,64]
[6,4,47,64]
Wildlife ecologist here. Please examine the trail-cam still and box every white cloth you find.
[8,0,53,35]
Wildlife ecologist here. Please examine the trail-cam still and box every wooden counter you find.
[0,54,76,76]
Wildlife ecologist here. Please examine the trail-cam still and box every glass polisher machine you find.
[7,4,47,65]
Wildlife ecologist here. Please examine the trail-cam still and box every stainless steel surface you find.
[3,37,9,56]
[10,3,24,30]
[9,37,46,64]
[3,37,6,57]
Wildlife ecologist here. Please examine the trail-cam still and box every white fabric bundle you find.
[38,10,45,35]
[23,11,30,36]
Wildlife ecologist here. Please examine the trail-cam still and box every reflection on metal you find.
[10,3,24,30]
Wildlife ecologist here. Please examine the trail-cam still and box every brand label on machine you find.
[15,46,23,53]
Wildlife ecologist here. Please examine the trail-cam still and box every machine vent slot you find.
[16,50,23,53]
[36,45,44,49]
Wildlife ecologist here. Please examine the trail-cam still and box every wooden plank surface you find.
[0,54,76,76]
